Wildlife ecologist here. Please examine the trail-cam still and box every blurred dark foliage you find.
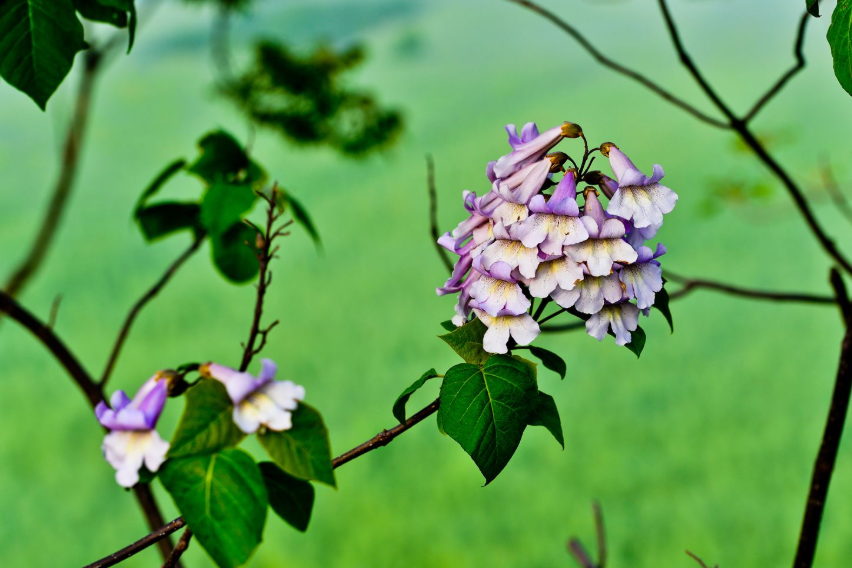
[222,40,403,157]
[181,0,254,11]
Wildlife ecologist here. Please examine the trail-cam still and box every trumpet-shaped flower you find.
[480,221,542,279]
[515,172,590,254]
[493,122,566,179]
[96,375,169,488]
[471,306,540,354]
[551,272,624,314]
[585,302,640,346]
[603,144,678,229]
[620,243,666,309]
[471,260,530,316]
[564,190,637,276]
[527,255,584,298]
[201,359,305,434]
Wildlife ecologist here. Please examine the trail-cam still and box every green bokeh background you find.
[2,0,852,566]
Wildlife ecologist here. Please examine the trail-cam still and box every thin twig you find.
[100,234,205,387]
[566,502,606,568]
[161,528,192,568]
[686,550,718,568]
[84,397,442,565]
[792,269,852,568]
[427,155,454,273]
[743,11,810,122]
[504,0,729,129]
[820,161,852,228]
[47,294,63,330]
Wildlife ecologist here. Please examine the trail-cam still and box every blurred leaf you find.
[807,0,819,17]
[260,462,315,533]
[160,449,267,568]
[201,182,257,236]
[168,379,245,459]
[136,202,201,242]
[438,318,489,365]
[0,0,86,109]
[210,222,260,283]
[392,368,439,423]
[438,355,538,484]
[525,346,566,380]
[134,158,188,214]
[655,285,674,333]
[527,392,563,449]
[259,403,336,487]
[96,0,136,51]
[284,193,320,245]
[439,320,456,332]
[625,326,647,358]
[73,0,127,27]
[829,2,852,97]
[222,40,402,157]
[189,130,258,185]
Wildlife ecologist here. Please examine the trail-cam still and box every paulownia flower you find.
[480,221,542,278]
[551,271,624,314]
[471,305,540,354]
[470,260,530,316]
[603,143,678,229]
[515,171,590,255]
[527,255,584,298]
[96,375,170,488]
[200,359,305,434]
[620,243,666,309]
[585,302,640,346]
[492,159,551,225]
[564,190,637,277]
[492,122,569,179]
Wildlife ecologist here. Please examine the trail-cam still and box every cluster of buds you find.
[437,122,678,353]
[95,359,305,487]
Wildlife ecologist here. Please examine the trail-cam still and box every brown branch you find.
[100,234,205,387]
[161,528,192,568]
[567,502,606,568]
[504,0,729,129]
[0,290,178,562]
[743,11,810,123]
[820,161,852,228]
[86,397,442,565]
[792,269,852,568]
[686,550,718,568]
[427,155,454,273]
[82,517,187,568]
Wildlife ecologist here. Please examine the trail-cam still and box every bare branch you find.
[792,269,852,568]
[743,12,810,122]
[82,517,187,568]
[685,550,718,568]
[161,528,192,568]
[100,235,205,387]
[47,294,63,330]
[566,502,606,568]
[504,0,729,129]
[427,155,454,273]
[820,161,852,228]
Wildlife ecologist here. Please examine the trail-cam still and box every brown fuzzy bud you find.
[546,152,568,172]
[600,142,618,157]
[561,122,583,138]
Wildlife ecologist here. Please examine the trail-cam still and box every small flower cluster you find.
[437,122,678,353]
[95,359,304,487]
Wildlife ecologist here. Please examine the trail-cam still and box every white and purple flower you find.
[96,374,170,488]
[515,170,590,255]
[585,302,640,346]
[200,359,305,434]
[602,143,678,229]
[471,306,540,354]
[620,243,666,309]
[564,189,637,277]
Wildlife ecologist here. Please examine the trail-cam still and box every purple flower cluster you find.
[437,122,677,353]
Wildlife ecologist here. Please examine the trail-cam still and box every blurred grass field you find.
[3,0,852,566]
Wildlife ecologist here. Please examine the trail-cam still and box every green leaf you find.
[807,0,820,17]
[73,0,127,27]
[210,222,260,283]
[188,130,251,184]
[134,158,188,214]
[829,1,852,97]
[526,346,566,380]
[259,462,315,533]
[259,403,336,487]
[136,202,201,241]
[160,449,268,568]
[96,0,135,50]
[201,183,258,236]
[438,317,489,365]
[439,320,455,332]
[655,285,674,333]
[168,379,245,459]
[0,0,86,109]
[284,193,320,245]
[392,368,440,423]
[625,325,647,358]
[527,392,564,449]
[438,355,538,484]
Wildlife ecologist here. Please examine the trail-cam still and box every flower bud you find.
[599,142,618,157]
[561,122,583,138]
[546,152,568,172]
[582,170,604,185]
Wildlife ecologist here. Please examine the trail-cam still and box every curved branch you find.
[504,0,729,129]
[743,11,810,123]
[427,155,454,273]
[100,235,205,386]
[83,517,188,568]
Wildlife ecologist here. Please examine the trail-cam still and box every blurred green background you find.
[3,0,852,566]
